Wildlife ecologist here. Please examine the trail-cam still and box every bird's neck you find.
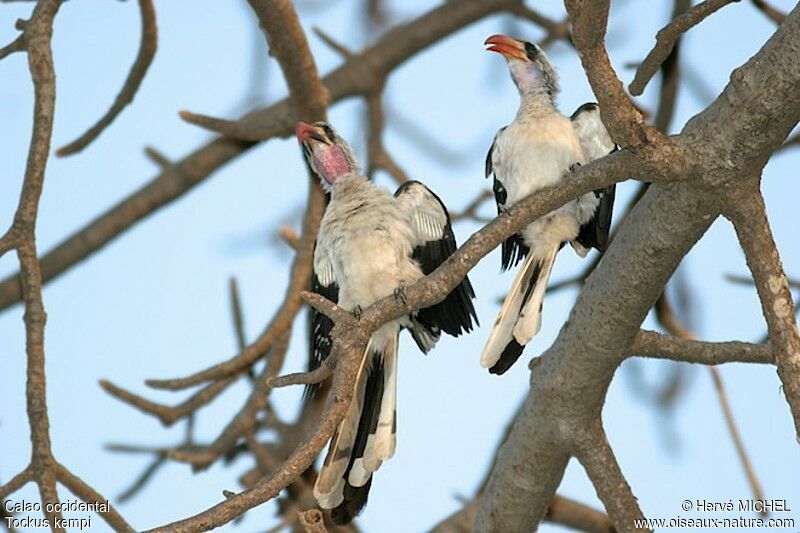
[330,172,370,198]
[516,92,556,120]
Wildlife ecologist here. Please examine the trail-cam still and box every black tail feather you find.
[330,353,385,524]
[488,260,543,375]
[489,339,525,375]
[331,478,372,526]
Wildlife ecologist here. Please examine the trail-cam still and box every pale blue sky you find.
[2,1,799,531]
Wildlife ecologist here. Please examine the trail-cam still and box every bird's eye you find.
[524,42,538,61]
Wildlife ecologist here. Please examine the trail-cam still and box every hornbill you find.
[480,35,617,375]
[296,121,478,524]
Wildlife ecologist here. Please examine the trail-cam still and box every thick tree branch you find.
[563,0,658,147]
[574,425,648,532]
[433,494,614,533]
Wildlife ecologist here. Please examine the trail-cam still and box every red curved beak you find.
[485,34,527,61]
[295,121,326,144]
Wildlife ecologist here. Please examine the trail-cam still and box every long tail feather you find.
[512,245,558,345]
[481,244,559,375]
[317,333,400,525]
[480,253,538,371]
[314,339,374,508]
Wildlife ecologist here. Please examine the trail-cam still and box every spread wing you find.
[571,103,617,252]
[394,180,478,337]
[487,127,529,270]
[306,241,338,400]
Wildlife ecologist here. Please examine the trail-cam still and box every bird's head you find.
[295,121,359,188]
[485,35,558,100]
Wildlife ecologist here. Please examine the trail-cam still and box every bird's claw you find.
[394,286,408,305]
[569,162,582,173]
[352,305,363,319]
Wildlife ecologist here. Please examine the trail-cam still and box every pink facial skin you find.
[314,144,350,184]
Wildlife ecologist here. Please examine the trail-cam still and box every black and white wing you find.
[394,181,479,340]
[306,241,338,400]
[487,127,529,270]
[571,103,617,252]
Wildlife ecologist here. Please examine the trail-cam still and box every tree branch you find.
[0,0,532,314]
[631,329,773,365]
[630,0,740,96]
[56,0,157,156]
[726,181,800,440]
[573,425,648,532]
[563,0,658,147]
[751,0,786,24]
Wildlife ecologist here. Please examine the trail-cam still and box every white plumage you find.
[296,121,478,524]
[481,35,616,374]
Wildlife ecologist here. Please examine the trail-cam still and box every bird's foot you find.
[394,286,408,305]
[569,162,582,173]
[352,305,363,320]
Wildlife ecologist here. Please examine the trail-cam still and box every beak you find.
[295,122,328,144]
[484,34,528,61]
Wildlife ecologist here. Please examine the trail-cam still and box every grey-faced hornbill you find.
[296,121,478,524]
[480,35,617,375]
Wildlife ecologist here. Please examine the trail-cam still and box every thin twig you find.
[707,368,767,514]
[751,0,786,24]
[57,0,158,156]
[630,0,741,96]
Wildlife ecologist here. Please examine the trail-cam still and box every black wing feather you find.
[493,177,529,270]
[488,129,529,270]
[395,181,479,338]
[576,184,616,252]
[305,261,339,401]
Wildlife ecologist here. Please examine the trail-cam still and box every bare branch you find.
[751,0,786,24]
[631,329,773,365]
[279,226,300,249]
[100,377,235,425]
[631,0,740,96]
[300,290,354,323]
[312,26,354,58]
[433,494,614,533]
[0,0,529,312]
[116,455,167,502]
[55,462,135,532]
[56,0,157,156]
[143,145,171,168]
[180,0,526,140]
[707,368,767,513]
[726,182,800,440]
[573,426,648,532]
[563,0,658,147]
[247,0,329,121]
[0,34,25,60]
[268,364,334,389]
[0,468,31,500]
[146,331,369,532]
[297,509,327,533]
